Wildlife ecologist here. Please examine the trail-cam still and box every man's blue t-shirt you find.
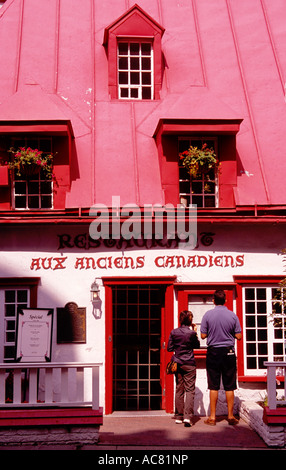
[200,305,241,348]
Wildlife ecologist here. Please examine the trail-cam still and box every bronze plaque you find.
[57,302,86,343]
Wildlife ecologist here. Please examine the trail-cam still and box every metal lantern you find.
[90,279,102,319]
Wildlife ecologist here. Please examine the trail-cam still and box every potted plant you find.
[6,146,54,179]
[179,143,219,178]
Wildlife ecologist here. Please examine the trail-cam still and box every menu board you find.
[15,308,54,362]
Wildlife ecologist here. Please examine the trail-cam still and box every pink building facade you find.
[0,0,286,416]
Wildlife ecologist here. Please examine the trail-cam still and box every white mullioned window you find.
[11,136,53,210]
[118,41,154,100]
[243,285,286,375]
[178,137,219,208]
[0,288,30,362]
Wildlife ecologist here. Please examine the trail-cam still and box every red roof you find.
[0,0,285,208]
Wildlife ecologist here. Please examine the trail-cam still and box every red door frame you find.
[103,277,176,415]
[177,283,236,358]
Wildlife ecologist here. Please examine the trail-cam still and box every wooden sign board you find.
[15,308,54,362]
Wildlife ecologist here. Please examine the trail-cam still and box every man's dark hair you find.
[179,310,193,326]
[213,290,226,305]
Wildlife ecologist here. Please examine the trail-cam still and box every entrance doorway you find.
[112,285,162,411]
[104,278,175,414]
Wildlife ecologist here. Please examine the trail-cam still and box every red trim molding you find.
[0,407,103,427]
[263,406,286,425]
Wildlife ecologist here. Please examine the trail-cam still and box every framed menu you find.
[15,308,54,362]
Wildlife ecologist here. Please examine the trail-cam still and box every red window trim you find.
[177,283,236,358]
[153,118,243,208]
[103,4,165,100]
[234,275,284,381]
[0,121,73,210]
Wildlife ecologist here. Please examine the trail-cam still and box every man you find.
[167,310,200,427]
[200,290,242,425]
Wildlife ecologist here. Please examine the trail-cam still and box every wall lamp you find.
[90,279,102,319]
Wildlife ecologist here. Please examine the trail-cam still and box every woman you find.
[167,310,200,427]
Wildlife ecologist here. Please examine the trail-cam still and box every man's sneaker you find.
[183,419,192,427]
[175,419,183,424]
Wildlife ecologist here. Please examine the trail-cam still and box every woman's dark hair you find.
[213,290,226,305]
[179,310,193,326]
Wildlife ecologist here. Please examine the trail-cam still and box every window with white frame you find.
[243,285,286,375]
[0,288,30,362]
[118,41,154,100]
[178,138,218,208]
[11,136,53,210]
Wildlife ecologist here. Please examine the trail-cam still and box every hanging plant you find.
[179,143,219,179]
[6,147,54,179]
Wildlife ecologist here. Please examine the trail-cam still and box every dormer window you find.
[104,5,164,100]
[118,41,153,100]
[178,138,218,208]
[11,137,53,210]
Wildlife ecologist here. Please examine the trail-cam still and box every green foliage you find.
[6,147,54,179]
[179,143,219,178]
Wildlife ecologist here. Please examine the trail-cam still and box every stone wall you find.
[0,425,100,446]
[240,401,286,447]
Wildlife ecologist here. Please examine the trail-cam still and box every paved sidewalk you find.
[89,412,270,451]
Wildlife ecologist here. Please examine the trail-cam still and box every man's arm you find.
[235,332,242,340]
[201,333,207,340]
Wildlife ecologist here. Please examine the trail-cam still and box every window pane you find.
[120,88,129,98]
[192,195,203,207]
[180,181,191,193]
[119,72,128,84]
[5,304,15,317]
[5,291,15,303]
[130,72,140,84]
[204,196,216,207]
[17,290,27,302]
[246,315,255,327]
[41,196,52,209]
[130,43,139,55]
[257,289,266,300]
[28,181,39,193]
[142,87,151,99]
[28,196,40,209]
[245,288,255,300]
[130,58,139,70]
[15,196,26,208]
[258,343,268,355]
[14,181,26,194]
[257,302,266,313]
[119,57,128,69]
[247,357,257,369]
[141,43,151,55]
[142,72,151,85]
[118,43,128,55]
[246,302,255,313]
[41,181,52,193]
[142,58,151,70]
[131,88,139,98]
